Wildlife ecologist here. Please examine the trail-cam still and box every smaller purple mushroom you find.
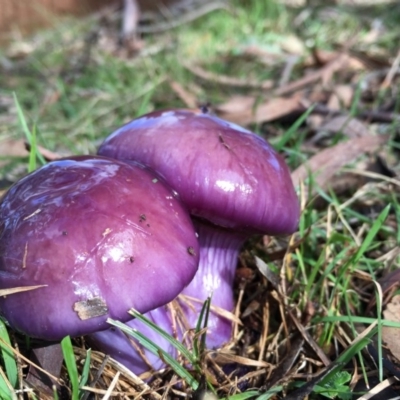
[92,108,299,373]
[0,155,199,341]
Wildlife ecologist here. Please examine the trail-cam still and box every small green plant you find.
[313,371,352,399]
[61,336,92,400]
[0,319,18,400]
[107,297,214,392]
[13,94,46,172]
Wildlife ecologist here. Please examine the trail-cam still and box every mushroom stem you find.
[180,219,248,348]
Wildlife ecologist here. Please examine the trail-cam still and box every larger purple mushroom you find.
[0,155,199,341]
[93,108,299,372]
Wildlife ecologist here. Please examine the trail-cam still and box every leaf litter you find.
[0,1,399,399]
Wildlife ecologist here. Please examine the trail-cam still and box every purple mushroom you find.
[0,155,199,341]
[93,108,299,372]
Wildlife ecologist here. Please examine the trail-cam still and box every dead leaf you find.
[383,294,400,360]
[307,114,325,131]
[254,256,280,289]
[0,139,28,169]
[216,93,303,125]
[275,53,350,96]
[216,95,254,115]
[291,134,389,189]
[241,299,260,318]
[183,62,273,90]
[327,85,354,110]
[317,172,366,198]
[320,53,351,86]
[0,138,27,158]
[367,266,400,313]
[240,45,283,65]
[26,344,63,395]
[311,49,339,66]
[319,116,370,138]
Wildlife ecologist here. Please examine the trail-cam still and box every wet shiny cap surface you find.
[0,155,199,340]
[98,108,300,234]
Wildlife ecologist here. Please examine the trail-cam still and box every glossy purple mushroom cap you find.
[0,156,199,341]
[98,108,299,234]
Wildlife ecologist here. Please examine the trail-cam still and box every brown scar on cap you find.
[187,246,197,256]
[73,297,108,320]
[102,228,112,238]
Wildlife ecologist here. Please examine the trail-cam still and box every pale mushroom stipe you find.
[93,108,300,373]
[0,155,199,341]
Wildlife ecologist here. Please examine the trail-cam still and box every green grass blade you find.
[134,88,155,118]
[349,204,390,266]
[322,330,376,383]
[291,328,376,398]
[107,318,199,390]
[349,78,363,117]
[61,336,79,400]
[13,93,32,142]
[13,93,46,169]
[79,349,91,399]
[274,104,315,151]
[0,366,16,400]
[0,378,14,400]
[0,320,18,388]
[28,124,38,172]
[127,309,198,365]
[193,297,211,360]
[317,316,400,327]
[225,386,283,400]
[255,386,284,400]
[224,391,260,400]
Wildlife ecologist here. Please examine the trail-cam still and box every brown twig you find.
[182,61,273,90]
[381,49,400,90]
[137,1,230,34]
[275,53,350,96]
[169,81,198,108]
[306,101,400,124]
